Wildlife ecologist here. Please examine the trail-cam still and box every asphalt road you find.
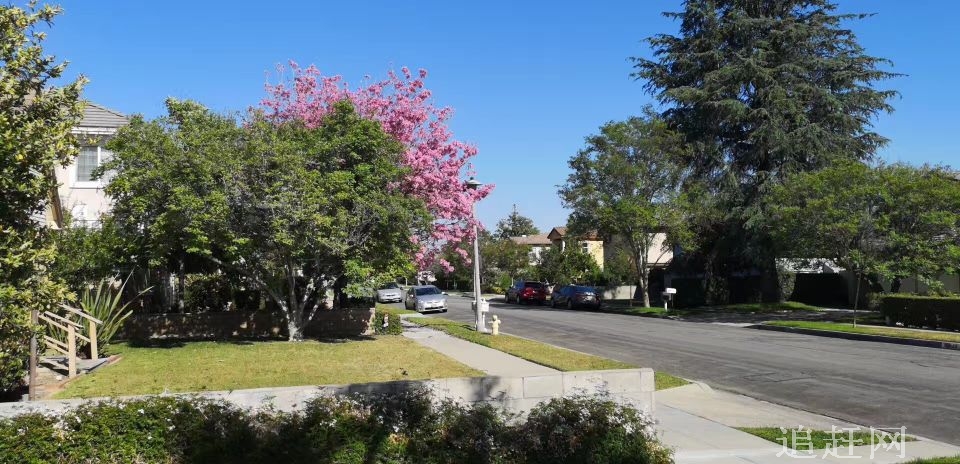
[394,295,960,445]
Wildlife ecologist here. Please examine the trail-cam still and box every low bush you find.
[374,306,403,335]
[880,294,960,330]
[0,393,671,464]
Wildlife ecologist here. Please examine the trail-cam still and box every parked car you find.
[551,285,601,310]
[376,282,403,303]
[506,281,548,305]
[404,285,448,313]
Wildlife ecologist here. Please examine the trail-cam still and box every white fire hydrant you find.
[491,315,501,336]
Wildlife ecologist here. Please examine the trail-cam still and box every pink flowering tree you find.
[261,64,492,272]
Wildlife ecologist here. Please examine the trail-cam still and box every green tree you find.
[105,101,428,340]
[0,3,85,393]
[103,98,239,311]
[769,162,960,314]
[494,207,540,238]
[536,243,601,286]
[633,0,899,302]
[559,110,690,307]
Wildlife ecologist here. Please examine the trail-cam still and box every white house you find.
[50,102,128,227]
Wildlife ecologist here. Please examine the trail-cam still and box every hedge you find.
[0,393,672,464]
[880,294,960,330]
[374,307,404,335]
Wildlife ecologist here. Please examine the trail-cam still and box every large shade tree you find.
[261,64,492,273]
[559,109,690,307]
[769,161,960,312]
[0,3,85,392]
[104,100,428,340]
[632,0,899,302]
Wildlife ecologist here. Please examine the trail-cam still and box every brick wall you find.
[121,308,375,341]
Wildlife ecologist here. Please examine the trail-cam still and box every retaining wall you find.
[0,368,655,418]
[120,307,375,340]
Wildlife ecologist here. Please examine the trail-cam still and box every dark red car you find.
[506,281,548,305]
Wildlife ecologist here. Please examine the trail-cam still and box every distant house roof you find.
[547,226,599,241]
[510,234,552,246]
[77,102,128,129]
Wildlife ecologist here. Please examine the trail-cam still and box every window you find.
[75,145,111,185]
[581,242,590,254]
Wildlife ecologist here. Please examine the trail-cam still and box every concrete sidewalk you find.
[658,383,960,463]
[401,320,557,377]
[401,320,960,463]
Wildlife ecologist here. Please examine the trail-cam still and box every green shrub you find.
[881,294,960,330]
[184,273,233,312]
[0,393,671,464]
[517,395,671,464]
[374,307,403,335]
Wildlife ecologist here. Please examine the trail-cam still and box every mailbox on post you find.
[662,288,677,311]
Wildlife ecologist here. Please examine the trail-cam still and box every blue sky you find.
[44,1,959,231]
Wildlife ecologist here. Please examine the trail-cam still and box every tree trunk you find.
[177,257,186,312]
[641,267,651,308]
[287,311,304,342]
[759,255,782,303]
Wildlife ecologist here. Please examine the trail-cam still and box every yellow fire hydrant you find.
[491,315,501,336]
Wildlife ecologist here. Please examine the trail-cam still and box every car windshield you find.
[415,286,441,296]
[379,283,399,290]
[523,282,543,288]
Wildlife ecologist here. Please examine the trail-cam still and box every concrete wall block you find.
[596,371,642,394]
[562,371,606,395]
[439,376,524,402]
[522,375,564,399]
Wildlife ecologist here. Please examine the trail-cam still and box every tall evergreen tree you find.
[632,0,899,302]
[494,207,540,239]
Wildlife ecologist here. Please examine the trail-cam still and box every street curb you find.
[751,324,960,351]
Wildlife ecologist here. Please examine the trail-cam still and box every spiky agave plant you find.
[80,273,151,353]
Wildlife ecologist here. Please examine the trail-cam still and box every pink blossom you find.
[262,63,493,271]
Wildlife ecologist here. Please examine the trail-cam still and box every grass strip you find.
[56,337,482,399]
[409,317,689,390]
[765,321,960,343]
[738,427,916,450]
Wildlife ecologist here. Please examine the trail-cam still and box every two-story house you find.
[49,102,128,228]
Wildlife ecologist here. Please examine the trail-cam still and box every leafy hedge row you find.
[880,294,960,330]
[0,392,671,464]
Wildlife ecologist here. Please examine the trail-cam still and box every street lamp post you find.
[465,177,488,333]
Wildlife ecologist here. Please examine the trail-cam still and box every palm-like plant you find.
[79,273,151,353]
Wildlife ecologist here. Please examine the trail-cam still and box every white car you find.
[376,282,403,303]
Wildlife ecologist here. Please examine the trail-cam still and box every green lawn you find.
[56,337,482,399]
[738,427,916,449]
[765,321,960,343]
[705,301,822,313]
[409,317,689,390]
[906,457,960,464]
[597,301,821,318]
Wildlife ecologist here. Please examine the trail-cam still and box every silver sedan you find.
[376,282,403,303]
[404,285,448,313]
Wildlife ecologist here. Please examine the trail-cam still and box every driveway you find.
[398,295,960,445]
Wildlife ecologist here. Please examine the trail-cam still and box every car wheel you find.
[566,300,573,310]
[443,308,448,313]
[550,298,556,308]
